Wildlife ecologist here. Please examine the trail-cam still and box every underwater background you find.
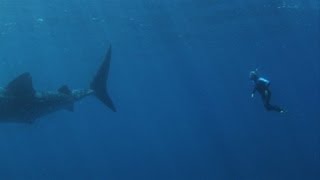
[0,0,319,179]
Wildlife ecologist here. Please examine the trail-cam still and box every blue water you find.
[0,0,319,179]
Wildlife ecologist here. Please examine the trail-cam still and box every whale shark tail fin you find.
[90,45,116,112]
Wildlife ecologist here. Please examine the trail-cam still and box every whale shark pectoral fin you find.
[6,72,35,98]
[58,85,72,95]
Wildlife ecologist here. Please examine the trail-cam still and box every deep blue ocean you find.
[0,0,319,179]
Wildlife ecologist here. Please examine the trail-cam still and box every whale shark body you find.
[0,46,116,123]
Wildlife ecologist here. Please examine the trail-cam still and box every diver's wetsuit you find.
[252,77,283,113]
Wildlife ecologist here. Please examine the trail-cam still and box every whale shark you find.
[0,45,116,123]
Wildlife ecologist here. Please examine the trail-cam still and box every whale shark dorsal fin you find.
[58,85,71,95]
[6,72,35,98]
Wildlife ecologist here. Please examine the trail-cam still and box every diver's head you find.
[249,71,258,81]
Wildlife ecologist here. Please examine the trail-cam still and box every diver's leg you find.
[265,90,271,104]
[261,90,271,110]
[264,90,284,113]
[264,103,283,112]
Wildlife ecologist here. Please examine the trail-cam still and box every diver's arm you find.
[251,87,256,98]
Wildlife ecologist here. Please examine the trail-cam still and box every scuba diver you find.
[249,69,285,113]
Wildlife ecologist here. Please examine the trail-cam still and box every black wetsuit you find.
[252,77,283,112]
